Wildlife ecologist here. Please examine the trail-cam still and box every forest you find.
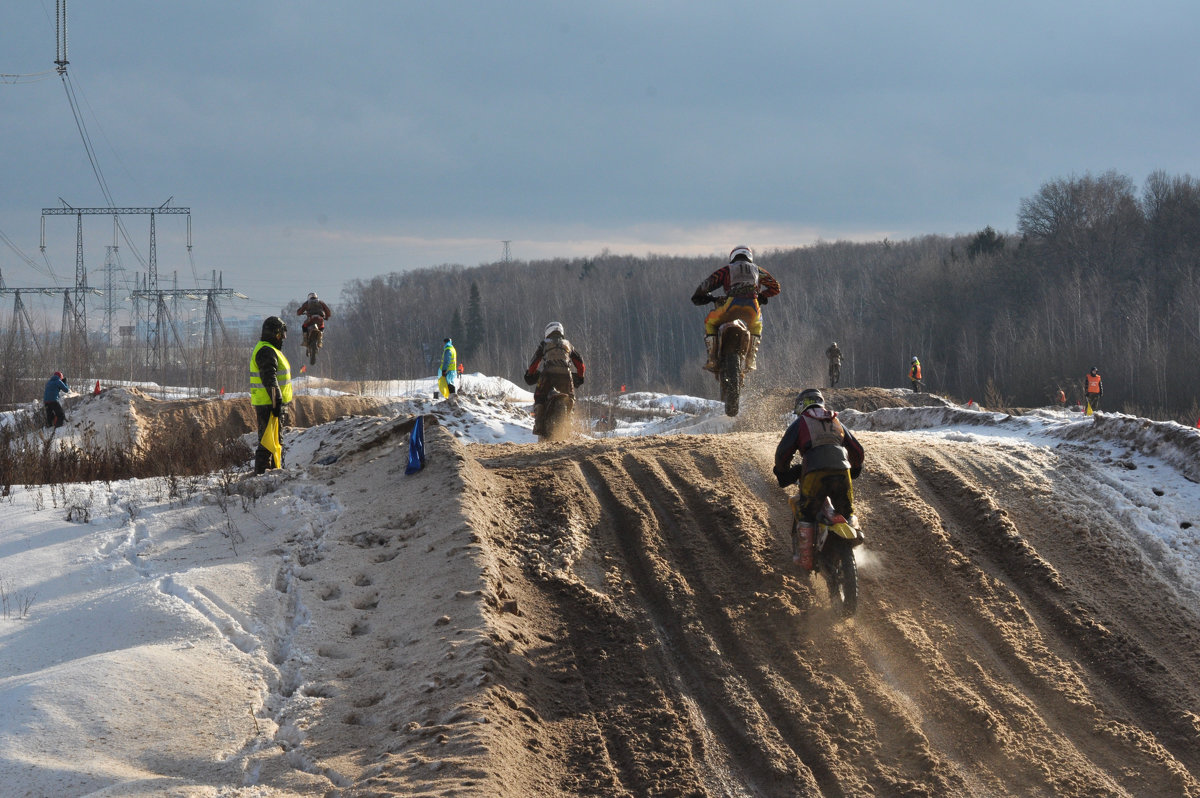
[319,169,1200,423]
[3,170,1197,424]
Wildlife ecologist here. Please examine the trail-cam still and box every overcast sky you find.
[3,1,1199,319]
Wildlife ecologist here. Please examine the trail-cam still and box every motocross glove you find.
[523,372,539,386]
[850,466,862,480]
[572,374,584,387]
[691,292,712,306]
[758,293,769,305]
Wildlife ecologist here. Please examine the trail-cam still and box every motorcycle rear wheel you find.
[822,538,859,617]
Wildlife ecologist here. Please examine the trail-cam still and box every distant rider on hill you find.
[297,292,332,334]
[690,245,781,373]
[523,321,586,436]
[826,342,842,386]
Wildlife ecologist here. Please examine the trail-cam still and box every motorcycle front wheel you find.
[720,346,742,417]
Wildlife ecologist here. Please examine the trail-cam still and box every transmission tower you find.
[42,199,190,371]
[98,245,125,344]
[501,240,512,263]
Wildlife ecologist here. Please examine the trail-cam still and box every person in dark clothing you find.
[523,321,585,436]
[249,316,293,474]
[826,342,842,386]
[690,245,781,373]
[1085,367,1103,411]
[773,388,865,524]
[296,292,332,333]
[43,371,70,428]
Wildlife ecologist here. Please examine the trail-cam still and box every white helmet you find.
[729,245,754,263]
[911,356,919,363]
[544,321,564,338]
[308,292,318,301]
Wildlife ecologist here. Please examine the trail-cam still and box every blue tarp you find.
[406,416,426,474]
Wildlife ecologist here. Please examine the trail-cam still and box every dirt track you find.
[446,427,1200,797]
[108,386,1198,796]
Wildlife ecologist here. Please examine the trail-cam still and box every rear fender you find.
[717,320,751,358]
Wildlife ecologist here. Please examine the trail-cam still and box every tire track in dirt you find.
[466,429,1200,797]
[656,447,969,796]
[861,441,1199,796]
[581,449,822,796]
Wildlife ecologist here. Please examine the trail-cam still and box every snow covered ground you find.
[1,376,1197,795]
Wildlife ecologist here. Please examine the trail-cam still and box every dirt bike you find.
[538,387,575,442]
[790,495,865,617]
[303,324,323,365]
[701,295,753,417]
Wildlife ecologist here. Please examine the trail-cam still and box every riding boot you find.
[703,335,717,372]
[746,334,761,371]
[531,406,544,436]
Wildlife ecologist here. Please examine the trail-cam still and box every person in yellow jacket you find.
[250,316,293,474]
[909,356,923,392]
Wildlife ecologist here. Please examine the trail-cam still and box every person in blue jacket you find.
[43,371,70,428]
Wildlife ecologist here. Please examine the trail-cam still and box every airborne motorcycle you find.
[303,324,322,366]
[790,495,865,616]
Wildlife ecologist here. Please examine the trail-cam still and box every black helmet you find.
[261,315,287,340]
[794,388,824,415]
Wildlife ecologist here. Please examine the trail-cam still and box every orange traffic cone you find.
[93,380,101,395]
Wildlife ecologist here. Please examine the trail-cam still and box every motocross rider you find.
[773,388,864,525]
[523,321,586,436]
[297,292,332,334]
[690,245,780,373]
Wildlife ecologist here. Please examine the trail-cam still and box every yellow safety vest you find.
[250,341,293,405]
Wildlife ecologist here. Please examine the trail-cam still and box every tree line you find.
[4,169,1195,425]
[313,169,1199,423]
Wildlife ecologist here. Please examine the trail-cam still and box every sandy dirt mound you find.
[255,413,1200,796]
[55,387,1195,795]
[109,387,402,453]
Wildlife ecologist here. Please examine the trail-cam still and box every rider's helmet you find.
[794,388,825,415]
[308,292,318,301]
[53,371,63,380]
[729,245,754,263]
[261,315,287,341]
[831,341,838,347]
[544,321,565,338]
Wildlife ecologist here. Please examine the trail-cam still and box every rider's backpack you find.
[541,337,573,373]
